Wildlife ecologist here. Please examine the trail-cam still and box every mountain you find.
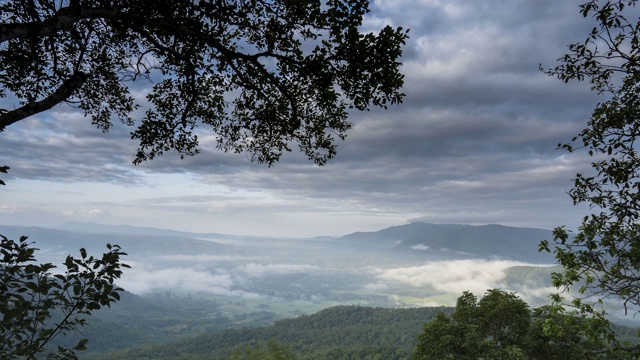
[341,222,556,263]
[57,221,240,239]
[2,221,558,263]
[0,222,562,316]
[0,225,235,263]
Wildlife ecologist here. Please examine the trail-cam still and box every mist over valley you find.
[1,222,559,312]
[5,221,640,358]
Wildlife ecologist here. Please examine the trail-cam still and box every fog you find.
[104,231,557,308]
[0,224,576,311]
[375,259,526,294]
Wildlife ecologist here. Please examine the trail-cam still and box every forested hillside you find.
[80,299,640,360]
[84,306,447,360]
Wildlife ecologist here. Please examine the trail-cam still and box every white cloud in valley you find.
[119,262,258,298]
[375,259,526,294]
[237,263,320,278]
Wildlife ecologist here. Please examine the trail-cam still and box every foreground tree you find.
[0,0,407,165]
[413,289,531,360]
[527,305,616,359]
[0,234,128,359]
[413,290,626,360]
[540,0,640,351]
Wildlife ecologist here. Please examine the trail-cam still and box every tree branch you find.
[0,71,89,131]
[0,6,119,43]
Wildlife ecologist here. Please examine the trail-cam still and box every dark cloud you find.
[0,0,606,236]
[2,109,141,183]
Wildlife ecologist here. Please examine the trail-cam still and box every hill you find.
[57,221,241,239]
[0,225,234,263]
[49,290,271,355]
[342,222,556,263]
[85,305,448,360]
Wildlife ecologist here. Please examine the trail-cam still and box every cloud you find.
[237,263,319,278]
[1,115,143,185]
[118,262,257,297]
[0,0,606,237]
[363,282,390,292]
[156,254,257,262]
[375,259,525,295]
[514,284,558,306]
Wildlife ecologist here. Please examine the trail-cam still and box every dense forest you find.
[84,305,447,360]
[73,291,639,360]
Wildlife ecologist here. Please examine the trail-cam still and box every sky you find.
[0,0,605,238]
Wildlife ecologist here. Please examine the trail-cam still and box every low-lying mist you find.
[0,223,569,312]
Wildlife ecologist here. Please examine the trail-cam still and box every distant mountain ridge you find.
[341,222,556,263]
[1,221,558,263]
[0,224,233,260]
[56,221,240,239]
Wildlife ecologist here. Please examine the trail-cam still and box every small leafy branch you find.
[0,235,128,359]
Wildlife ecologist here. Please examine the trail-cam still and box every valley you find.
[0,222,582,357]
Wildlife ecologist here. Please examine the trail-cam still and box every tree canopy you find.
[413,289,531,360]
[0,0,408,165]
[540,0,640,342]
[413,289,625,360]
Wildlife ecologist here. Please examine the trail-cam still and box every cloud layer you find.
[374,259,524,294]
[0,0,603,237]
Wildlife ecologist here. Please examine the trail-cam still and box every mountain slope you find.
[87,305,448,360]
[0,225,233,263]
[57,221,240,239]
[342,222,556,263]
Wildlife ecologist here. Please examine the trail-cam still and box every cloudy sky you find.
[1,0,604,237]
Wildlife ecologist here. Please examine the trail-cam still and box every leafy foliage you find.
[413,289,627,360]
[414,289,531,360]
[528,305,615,359]
[0,234,128,359]
[0,0,408,165]
[540,0,640,353]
